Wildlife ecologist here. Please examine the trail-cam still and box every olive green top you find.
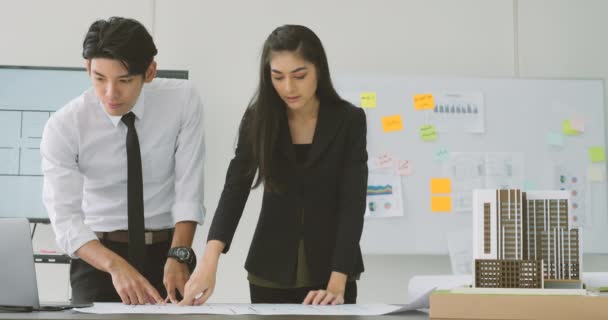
[248,239,360,288]
[248,240,317,288]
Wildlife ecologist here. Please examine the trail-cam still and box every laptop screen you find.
[0,218,40,308]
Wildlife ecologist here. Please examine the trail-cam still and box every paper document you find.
[390,287,434,313]
[583,272,608,289]
[75,302,419,315]
[74,297,414,316]
[408,275,471,302]
[442,152,524,213]
[555,164,588,228]
[75,288,436,315]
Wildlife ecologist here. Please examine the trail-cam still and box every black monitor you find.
[0,65,188,223]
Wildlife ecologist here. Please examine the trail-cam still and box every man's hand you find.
[75,240,164,305]
[165,221,197,303]
[163,258,190,304]
[108,258,164,305]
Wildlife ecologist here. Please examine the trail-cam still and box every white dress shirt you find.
[41,78,205,258]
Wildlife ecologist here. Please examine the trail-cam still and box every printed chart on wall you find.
[365,173,403,218]
[442,152,525,213]
[336,75,607,254]
[426,92,485,133]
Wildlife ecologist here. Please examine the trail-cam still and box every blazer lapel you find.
[304,101,345,168]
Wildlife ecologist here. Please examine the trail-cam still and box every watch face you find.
[176,248,190,261]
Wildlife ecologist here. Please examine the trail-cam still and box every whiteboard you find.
[334,75,607,254]
[0,66,187,222]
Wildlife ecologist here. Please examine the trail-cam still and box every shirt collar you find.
[101,90,146,127]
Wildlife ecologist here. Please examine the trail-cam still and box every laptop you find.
[0,218,91,311]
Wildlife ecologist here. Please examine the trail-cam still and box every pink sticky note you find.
[396,160,412,176]
[570,116,585,132]
[374,152,394,169]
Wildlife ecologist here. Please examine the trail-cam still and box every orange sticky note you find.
[381,115,404,132]
[414,93,435,110]
[431,178,451,194]
[431,196,452,212]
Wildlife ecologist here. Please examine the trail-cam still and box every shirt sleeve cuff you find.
[65,230,99,259]
[172,201,205,225]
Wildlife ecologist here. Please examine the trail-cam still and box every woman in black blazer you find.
[181,25,368,305]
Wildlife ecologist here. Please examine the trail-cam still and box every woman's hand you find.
[302,271,347,305]
[302,288,344,305]
[178,240,225,306]
[178,261,216,305]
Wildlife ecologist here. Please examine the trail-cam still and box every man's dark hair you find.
[82,17,157,76]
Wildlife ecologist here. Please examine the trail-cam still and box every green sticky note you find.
[546,132,564,147]
[523,180,537,191]
[589,146,606,163]
[434,147,449,161]
[563,120,579,136]
[420,125,437,142]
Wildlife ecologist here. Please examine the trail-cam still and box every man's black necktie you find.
[121,112,145,273]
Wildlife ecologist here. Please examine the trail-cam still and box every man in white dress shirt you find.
[40,17,204,305]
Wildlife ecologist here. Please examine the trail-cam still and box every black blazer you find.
[208,100,368,286]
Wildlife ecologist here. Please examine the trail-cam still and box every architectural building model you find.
[472,189,582,289]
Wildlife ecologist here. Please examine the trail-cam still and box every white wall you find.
[1,0,607,304]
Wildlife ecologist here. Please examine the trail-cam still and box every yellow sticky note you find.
[414,93,435,110]
[563,120,579,135]
[360,92,377,108]
[381,115,404,132]
[431,196,452,212]
[589,146,605,163]
[431,178,451,194]
[420,125,437,142]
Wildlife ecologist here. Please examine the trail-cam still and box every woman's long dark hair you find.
[244,25,343,192]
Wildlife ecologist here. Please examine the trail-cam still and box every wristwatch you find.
[167,247,196,271]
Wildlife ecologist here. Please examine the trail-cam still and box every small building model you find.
[472,189,581,289]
